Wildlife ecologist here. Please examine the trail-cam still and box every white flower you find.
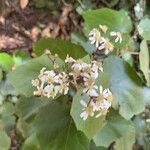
[33,86,45,96]
[32,79,39,87]
[99,86,111,98]
[44,84,56,98]
[110,31,122,43]
[99,100,111,109]
[39,67,46,77]
[65,55,76,63]
[80,100,89,120]
[32,68,69,99]
[83,74,98,96]
[99,25,108,33]
[92,61,103,72]
[80,100,95,120]
[58,82,69,95]
[71,63,82,71]
[89,28,101,48]
[80,111,89,121]
[45,70,60,83]
[98,38,114,54]
[83,85,98,97]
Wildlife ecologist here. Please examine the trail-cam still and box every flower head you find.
[99,25,108,33]
[98,38,114,54]
[80,85,112,120]
[32,68,69,99]
[89,28,102,48]
[65,55,76,63]
[110,31,122,43]
[80,100,95,120]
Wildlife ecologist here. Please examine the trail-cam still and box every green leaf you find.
[8,54,53,97]
[22,133,40,150]
[33,38,87,59]
[13,51,31,66]
[0,69,2,81]
[34,98,89,150]
[122,52,134,67]
[71,91,105,139]
[0,102,14,116]
[17,118,34,138]
[93,112,135,147]
[0,79,17,96]
[0,130,11,150]
[82,9,132,50]
[16,96,49,121]
[0,102,16,131]
[82,8,132,34]
[104,56,146,119]
[89,141,107,150]
[71,32,95,54]
[115,131,135,150]
[0,53,14,72]
[139,40,150,86]
[143,87,150,105]
[16,97,55,138]
[138,18,150,40]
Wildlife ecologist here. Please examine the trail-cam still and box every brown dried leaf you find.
[20,0,29,9]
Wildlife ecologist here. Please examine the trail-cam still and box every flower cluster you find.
[80,86,112,120]
[32,68,69,98]
[89,25,122,54]
[66,56,103,97]
[32,55,112,121]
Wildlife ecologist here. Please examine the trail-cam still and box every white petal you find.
[91,39,95,45]
[94,85,98,90]
[103,89,108,94]
[105,49,109,55]
[98,44,105,50]
[95,113,102,118]
[119,36,122,43]
[99,85,103,94]
[100,100,111,109]
[110,31,117,36]
[88,89,98,97]
[64,87,69,95]
[44,84,54,93]
[89,36,94,40]
[115,37,119,43]
[91,71,98,79]
[80,111,88,120]
[96,41,99,48]
[82,73,90,79]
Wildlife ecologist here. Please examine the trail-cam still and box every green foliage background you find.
[0,0,150,150]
